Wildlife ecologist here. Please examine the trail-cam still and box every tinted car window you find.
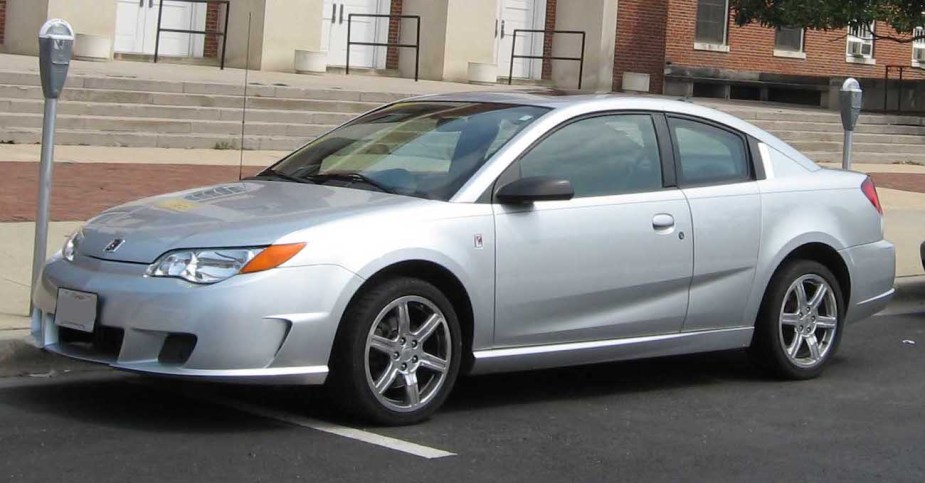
[670,118,750,185]
[515,114,663,198]
[264,102,548,200]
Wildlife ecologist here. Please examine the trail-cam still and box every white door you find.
[323,0,388,68]
[115,0,205,56]
[497,0,546,80]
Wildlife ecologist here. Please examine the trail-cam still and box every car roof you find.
[409,90,819,171]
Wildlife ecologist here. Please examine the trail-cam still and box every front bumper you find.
[32,252,364,385]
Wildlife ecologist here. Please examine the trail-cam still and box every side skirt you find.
[469,327,754,375]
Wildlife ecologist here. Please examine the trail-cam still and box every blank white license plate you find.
[55,289,98,333]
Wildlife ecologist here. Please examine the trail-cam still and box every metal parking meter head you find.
[38,19,75,100]
[839,78,863,131]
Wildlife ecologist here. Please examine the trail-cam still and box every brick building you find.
[1,0,923,110]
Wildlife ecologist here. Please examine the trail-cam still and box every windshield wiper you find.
[246,168,315,184]
[305,172,396,194]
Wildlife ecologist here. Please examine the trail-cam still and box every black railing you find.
[154,0,231,70]
[884,65,907,113]
[509,29,586,89]
[346,14,421,82]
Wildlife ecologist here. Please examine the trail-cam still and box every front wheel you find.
[749,259,844,379]
[329,277,462,425]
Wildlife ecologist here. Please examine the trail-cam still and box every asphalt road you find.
[1,309,923,482]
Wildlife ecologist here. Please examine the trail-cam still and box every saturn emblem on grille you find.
[104,239,125,253]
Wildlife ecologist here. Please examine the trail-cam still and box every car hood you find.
[77,181,424,263]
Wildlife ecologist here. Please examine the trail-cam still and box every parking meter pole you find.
[31,19,74,316]
[31,98,59,295]
[839,78,863,170]
[842,130,854,171]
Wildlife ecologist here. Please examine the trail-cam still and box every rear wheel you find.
[329,277,462,425]
[749,259,844,379]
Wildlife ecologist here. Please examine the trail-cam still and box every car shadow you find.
[442,349,776,413]
[0,375,278,434]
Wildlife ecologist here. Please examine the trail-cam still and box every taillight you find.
[861,177,883,215]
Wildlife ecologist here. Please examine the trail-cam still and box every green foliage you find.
[731,0,925,40]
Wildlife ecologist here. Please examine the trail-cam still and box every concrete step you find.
[0,127,309,151]
[713,104,925,127]
[805,151,925,165]
[0,112,332,138]
[752,120,925,136]
[790,141,925,155]
[0,71,411,104]
[773,130,925,145]
[0,98,356,125]
[0,84,380,112]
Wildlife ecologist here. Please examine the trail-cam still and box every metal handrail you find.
[884,65,907,113]
[346,14,421,82]
[154,0,231,70]
[509,29,586,89]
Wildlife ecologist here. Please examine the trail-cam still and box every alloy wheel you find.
[364,295,452,413]
[778,274,839,368]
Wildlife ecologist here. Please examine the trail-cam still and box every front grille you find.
[58,325,124,358]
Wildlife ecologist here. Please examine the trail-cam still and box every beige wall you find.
[260,0,323,72]
[400,0,496,82]
[4,0,115,56]
[4,0,52,56]
[553,0,617,91]
[224,0,323,71]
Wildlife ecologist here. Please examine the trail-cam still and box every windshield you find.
[258,101,549,200]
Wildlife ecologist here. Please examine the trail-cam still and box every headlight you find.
[145,243,305,284]
[63,229,83,262]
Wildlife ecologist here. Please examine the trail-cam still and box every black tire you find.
[748,259,845,380]
[328,277,462,426]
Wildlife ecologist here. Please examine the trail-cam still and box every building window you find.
[846,23,874,59]
[913,27,925,65]
[695,0,729,46]
[775,27,804,52]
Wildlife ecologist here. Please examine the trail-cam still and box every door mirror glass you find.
[496,176,574,204]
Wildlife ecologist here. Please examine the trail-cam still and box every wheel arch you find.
[764,242,852,310]
[335,259,476,372]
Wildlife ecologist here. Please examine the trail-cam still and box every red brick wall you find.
[0,0,6,45]
[613,0,669,93]
[203,2,222,59]
[663,0,925,83]
[386,0,403,70]
[541,0,557,80]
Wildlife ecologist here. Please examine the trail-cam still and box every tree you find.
[730,0,925,42]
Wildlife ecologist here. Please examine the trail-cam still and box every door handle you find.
[500,20,505,39]
[331,3,336,23]
[139,0,144,6]
[339,4,344,24]
[652,214,675,231]
[149,0,155,8]
[495,19,498,38]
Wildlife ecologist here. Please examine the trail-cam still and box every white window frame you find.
[846,23,875,64]
[773,26,806,59]
[694,0,731,52]
[912,27,925,67]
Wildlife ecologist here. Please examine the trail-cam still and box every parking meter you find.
[39,20,74,99]
[31,19,74,324]
[839,78,862,170]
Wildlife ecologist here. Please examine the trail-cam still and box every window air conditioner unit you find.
[915,48,925,62]
[848,41,866,56]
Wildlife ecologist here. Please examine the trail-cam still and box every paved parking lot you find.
[1,306,922,482]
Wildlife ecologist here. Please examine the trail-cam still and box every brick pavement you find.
[0,162,261,222]
[0,161,922,223]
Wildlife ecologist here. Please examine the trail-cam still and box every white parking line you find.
[208,397,456,460]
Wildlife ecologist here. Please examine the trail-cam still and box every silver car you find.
[33,92,896,425]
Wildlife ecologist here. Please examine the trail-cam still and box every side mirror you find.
[496,176,574,204]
